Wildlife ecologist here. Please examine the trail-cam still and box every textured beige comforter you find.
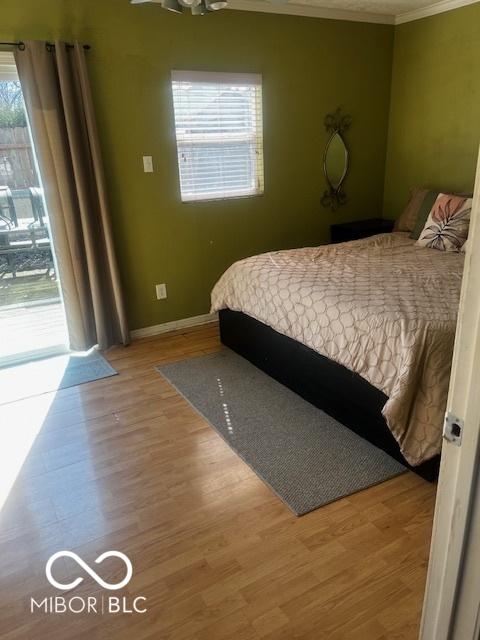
[211,232,464,465]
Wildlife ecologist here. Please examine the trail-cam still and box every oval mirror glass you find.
[325,132,348,191]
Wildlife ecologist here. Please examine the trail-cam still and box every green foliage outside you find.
[0,81,27,128]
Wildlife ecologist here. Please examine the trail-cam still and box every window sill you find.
[181,191,264,204]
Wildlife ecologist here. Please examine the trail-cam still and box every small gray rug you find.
[157,349,405,516]
[0,351,117,405]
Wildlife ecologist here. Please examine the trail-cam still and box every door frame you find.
[420,145,480,639]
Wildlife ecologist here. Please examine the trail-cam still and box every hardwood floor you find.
[0,323,436,639]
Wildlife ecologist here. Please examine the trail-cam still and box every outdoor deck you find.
[0,201,67,366]
[0,300,67,365]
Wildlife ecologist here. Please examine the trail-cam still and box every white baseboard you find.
[131,312,218,340]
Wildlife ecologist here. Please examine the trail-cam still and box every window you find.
[171,70,264,203]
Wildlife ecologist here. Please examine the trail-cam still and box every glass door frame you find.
[0,51,68,368]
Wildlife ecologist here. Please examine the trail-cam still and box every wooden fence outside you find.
[0,126,38,189]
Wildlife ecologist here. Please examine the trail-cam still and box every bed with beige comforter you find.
[211,232,464,465]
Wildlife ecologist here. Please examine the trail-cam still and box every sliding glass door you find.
[0,52,67,367]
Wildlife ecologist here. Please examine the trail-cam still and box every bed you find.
[211,232,465,481]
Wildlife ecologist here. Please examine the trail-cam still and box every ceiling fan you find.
[131,0,229,15]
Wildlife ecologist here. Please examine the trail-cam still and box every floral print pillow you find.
[416,193,472,252]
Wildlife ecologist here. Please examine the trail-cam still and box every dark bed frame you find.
[219,309,440,482]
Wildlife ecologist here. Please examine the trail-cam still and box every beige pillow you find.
[394,187,431,232]
[416,194,472,252]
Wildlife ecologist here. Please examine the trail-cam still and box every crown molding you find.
[227,0,394,24]
[132,0,479,25]
[395,0,479,24]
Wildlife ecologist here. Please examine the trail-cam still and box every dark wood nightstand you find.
[330,217,394,244]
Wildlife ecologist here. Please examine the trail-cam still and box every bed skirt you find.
[219,309,440,482]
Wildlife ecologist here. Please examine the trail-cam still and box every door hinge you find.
[443,412,463,446]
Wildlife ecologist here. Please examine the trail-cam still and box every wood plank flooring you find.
[0,323,436,639]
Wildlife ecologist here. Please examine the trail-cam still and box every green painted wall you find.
[383,3,480,218]
[0,0,393,329]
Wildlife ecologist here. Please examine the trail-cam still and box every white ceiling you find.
[136,0,479,23]
[227,0,477,23]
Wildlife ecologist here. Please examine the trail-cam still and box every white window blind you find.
[0,52,18,81]
[171,70,264,203]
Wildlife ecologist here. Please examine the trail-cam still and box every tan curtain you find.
[14,40,129,351]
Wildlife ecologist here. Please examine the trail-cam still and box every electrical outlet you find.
[155,283,167,300]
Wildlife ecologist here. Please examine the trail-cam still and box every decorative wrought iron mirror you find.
[321,108,351,211]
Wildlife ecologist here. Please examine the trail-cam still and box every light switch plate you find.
[155,283,167,300]
[143,156,154,173]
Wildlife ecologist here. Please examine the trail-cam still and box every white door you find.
[420,145,480,639]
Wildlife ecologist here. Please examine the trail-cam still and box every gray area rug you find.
[157,349,405,516]
[0,351,117,405]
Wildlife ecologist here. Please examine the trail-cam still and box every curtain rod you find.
[0,41,91,51]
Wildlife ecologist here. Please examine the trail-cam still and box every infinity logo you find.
[46,551,133,591]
